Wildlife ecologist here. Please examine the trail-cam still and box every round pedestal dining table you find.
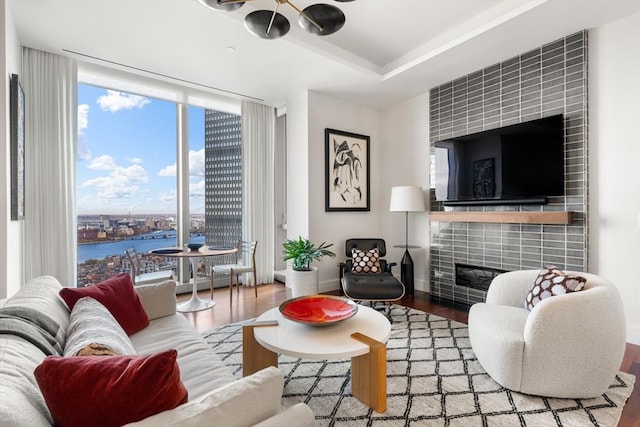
[150,245,237,312]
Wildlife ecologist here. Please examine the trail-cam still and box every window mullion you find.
[176,103,190,284]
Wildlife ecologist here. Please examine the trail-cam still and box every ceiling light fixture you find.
[199,0,354,40]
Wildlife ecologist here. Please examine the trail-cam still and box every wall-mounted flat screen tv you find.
[434,114,564,206]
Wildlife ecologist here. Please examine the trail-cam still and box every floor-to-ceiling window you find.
[76,84,179,285]
[76,82,243,287]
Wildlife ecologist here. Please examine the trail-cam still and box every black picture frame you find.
[10,73,25,221]
[325,128,370,212]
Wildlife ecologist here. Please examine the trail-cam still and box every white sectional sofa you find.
[0,275,314,426]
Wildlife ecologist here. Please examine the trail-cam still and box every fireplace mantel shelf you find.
[429,211,573,225]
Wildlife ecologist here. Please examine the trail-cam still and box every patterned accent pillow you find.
[64,297,136,357]
[525,266,587,310]
[351,248,382,273]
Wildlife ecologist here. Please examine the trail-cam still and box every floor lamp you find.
[390,186,426,296]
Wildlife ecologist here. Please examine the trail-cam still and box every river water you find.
[77,232,205,263]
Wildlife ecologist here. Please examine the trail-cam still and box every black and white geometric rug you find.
[202,305,635,427]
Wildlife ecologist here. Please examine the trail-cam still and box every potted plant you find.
[282,236,336,297]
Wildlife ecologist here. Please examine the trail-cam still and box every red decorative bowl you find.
[279,295,358,326]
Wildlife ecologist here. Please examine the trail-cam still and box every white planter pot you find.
[287,266,319,298]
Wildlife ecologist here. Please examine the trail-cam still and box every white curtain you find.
[23,48,78,285]
[241,101,275,285]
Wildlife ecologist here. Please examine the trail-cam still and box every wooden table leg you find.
[350,332,387,413]
[242,322,278,377]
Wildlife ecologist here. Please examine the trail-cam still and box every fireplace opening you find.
[455,263,508,292]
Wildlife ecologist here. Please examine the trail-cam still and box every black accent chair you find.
[339,239,405,317]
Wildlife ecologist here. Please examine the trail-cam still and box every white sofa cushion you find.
[64,297,136,356]
[254,403,315,427]
[125,366,284,427]
[3,276,69,349]
[129,314,236,400]
[0,276,68,427]
[0,336,55,426]
[135,280,177,320]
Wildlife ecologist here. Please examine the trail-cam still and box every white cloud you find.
[159,190,176,202]
[88,155,118,171]
[157,148,205,178]
[77,193,147,214]
[78,142,92,161]
[77,104,92,160]
[158,164,176,177]
[81,164,147,188]
[190,148,205,177]
[118,164,148,182]
[78,104,89,134]
[95,185,140,200]
[127,156,143,165]
[190,179,205,198]
[97,90,150,113]
[81,156,149,205]
[152,181,204,212]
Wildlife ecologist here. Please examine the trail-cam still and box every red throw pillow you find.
[34,349,188,427]
[59,273,149,335]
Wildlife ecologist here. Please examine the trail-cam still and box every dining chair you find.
[124,248,174,286]
[210,240,258,304]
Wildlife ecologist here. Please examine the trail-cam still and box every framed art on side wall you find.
[10,73,25,221]
[325,128,370,212]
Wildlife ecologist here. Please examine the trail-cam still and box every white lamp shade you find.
[389,186,425,212]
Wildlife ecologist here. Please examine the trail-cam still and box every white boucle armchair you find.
[468,269,626,399]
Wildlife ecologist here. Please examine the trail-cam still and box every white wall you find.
[286,90,432,293]
[308,92,383,290]
[285,91,310,241]
[285,91,384,291]
[1,1,24,299]
[380,94,431,292]
[589,12,640,345]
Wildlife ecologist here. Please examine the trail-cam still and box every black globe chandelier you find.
[199,0,354,40]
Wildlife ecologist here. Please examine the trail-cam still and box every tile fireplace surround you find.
[429,31,588,307]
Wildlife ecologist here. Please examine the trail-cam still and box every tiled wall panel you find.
[429,31,588,307]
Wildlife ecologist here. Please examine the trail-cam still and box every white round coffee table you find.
[242,303,391,413]
[253,305,390,358]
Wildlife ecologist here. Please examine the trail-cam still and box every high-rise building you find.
[204,110,242,248]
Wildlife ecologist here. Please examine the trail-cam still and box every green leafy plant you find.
[282,236,336,271]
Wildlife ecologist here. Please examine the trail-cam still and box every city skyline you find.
[77,83,206,215]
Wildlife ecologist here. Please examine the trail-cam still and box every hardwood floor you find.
[178,283,639,426]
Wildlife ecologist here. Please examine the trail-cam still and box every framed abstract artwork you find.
[472,158,495,199]
[10,73,25,221]
[325,128,370,212]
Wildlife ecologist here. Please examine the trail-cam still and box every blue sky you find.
[77,84,205,215]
